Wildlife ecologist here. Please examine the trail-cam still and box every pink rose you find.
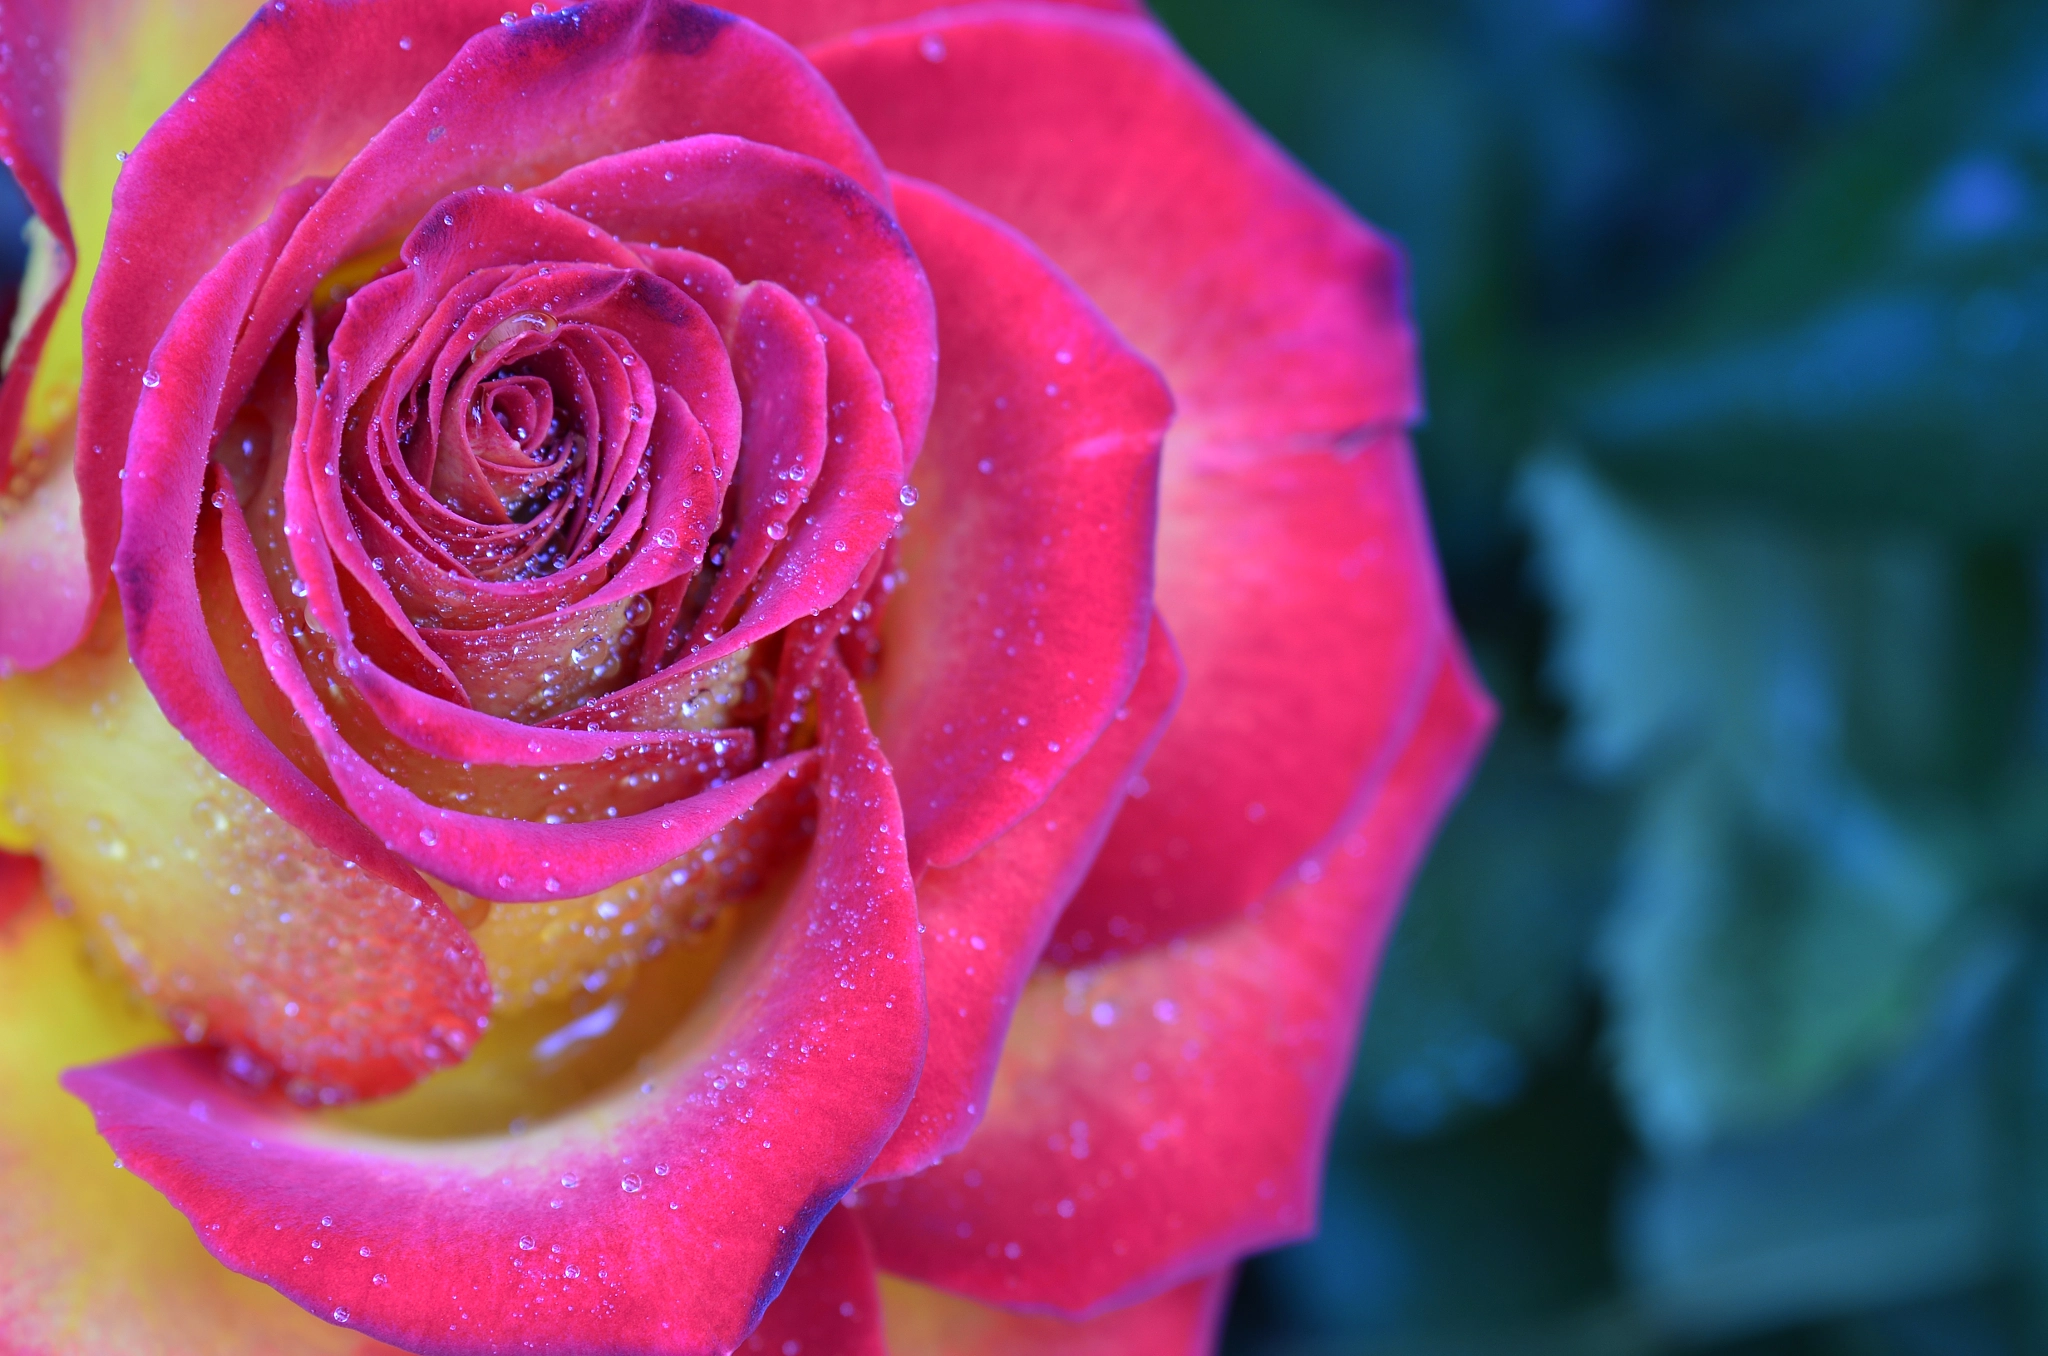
[0,1,1491,1352]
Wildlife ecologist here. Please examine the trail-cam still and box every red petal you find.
[867,614,1181,1180]
[724,0,1143,48]
[533,134,935,467]
[813,11,1437,936]
[115,178,430,898]
[1059,432,1444,946]
[743,1206,886,1356]
[63,657,926,1355]
[73,0,517,673]
[0,852,38,930]
[878,1269,1231,1356]
[876,176,1170,870]
[855,643,1493,1313]
[81,1,884,651]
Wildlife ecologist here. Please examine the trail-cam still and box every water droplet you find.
[653,526,678,549]
[898,484,919,507]
[833,539,847,553]
[919,33,947,61]
[560,1172,579,1189]
[332,1307,350,1323]
[140,370,160,389]
[765,522,787,541]
[620,1173,643,1193]
[371,1274,387,1286]
[500,11,517,24]
[398,35,413,50]
[518,1236,536,1250]
[289,578,310,599]
[418,827,438,847]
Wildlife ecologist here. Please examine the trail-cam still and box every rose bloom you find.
[0,1,1490,1352]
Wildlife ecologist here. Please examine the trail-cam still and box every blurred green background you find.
[1141,0,2048,1352]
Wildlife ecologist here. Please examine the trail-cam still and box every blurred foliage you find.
[1142,0,2048,1351]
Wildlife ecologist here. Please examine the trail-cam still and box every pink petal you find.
[876,176,1170,870]
[814,10,1438,936]
[868,614,1181,1181]
[743,1206,885,1356]
[855,642,1493,1314]
[63,656,927,1355]
[878,1268,1232,1356]
[723,0,1143,48]
[81,1,886,648]
[0,0,82,672]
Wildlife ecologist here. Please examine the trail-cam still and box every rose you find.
[0,1,1490,1352]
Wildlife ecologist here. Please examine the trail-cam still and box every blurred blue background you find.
[1142,0,2048,1351]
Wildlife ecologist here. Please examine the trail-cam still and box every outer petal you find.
[876,175,1170,870]
[855,643,1494,1314]
[0,0,255,671]
[1,612,493,1105]
[742,1205,886,1356]
[867,615,1181,1181]
[63,658,926,1355]
[877,1269,1230,1356]
[0,891,407,1353]
[720,0,1142,48]
[813,8,1436,938]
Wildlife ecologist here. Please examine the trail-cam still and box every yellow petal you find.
[0,893,407,1352]
[21,0,254,444]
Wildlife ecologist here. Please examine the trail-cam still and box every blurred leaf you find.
[1621,999,2016,1339]
[1569,1,2048,530]
[1602,760,1988,1149]
[1522,459,2001,1147]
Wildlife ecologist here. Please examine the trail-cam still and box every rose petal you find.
[814,9,1437,936]
[81,0,886,650]
[3,623,494,1102]
[855,641,1493,1313]
[811,6,1414,444]
[1058,431,1443,947]
[221,463,813,899]
[877,1268,1231,1356]
[64,656,926,1355]
[876,175,1170,870]
[0,850,38,928]
[115,177,434,899]
[689,281,832,640]
[743,1205,885,1356]
[867,614,1181,1180]
[0,0,257,671]
[0,893,410,1352]
[534,134,936,465]
[724,0,1143,48]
